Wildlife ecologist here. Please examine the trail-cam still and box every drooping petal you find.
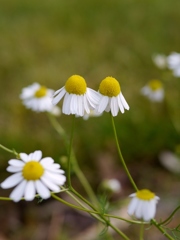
[110,97,119,116]
[97,96,109,113]
[52,87,66,105]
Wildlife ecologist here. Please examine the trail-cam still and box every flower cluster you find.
[153,52,180,77]
[52,75,129,117]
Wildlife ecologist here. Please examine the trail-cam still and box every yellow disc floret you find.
[34,86,47,98]
[65,75,87,95]
[99,77,121,97]
[22,161,44,180]
[136,189,155,200]
[148,80,162,91]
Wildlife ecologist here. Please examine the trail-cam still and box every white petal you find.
[35,180,51,199]
[120,93,129,110]
[7,166,22,173]
[41,176,60,192]
[128,197,138,215]
[20,153,29,162]
[62,93,72,115]
[32,151,42,161]
[110,97,119,116]
[86,88,100,107]
[70,94,78,114]
[10,180,27,202]
[1,172,23,189]
[97,96,109,113]
[52,87,66,105]
[117,95,125,113]
[135,200,144,219]
[44,171,66,185]
[8,159,25,167]
[24,181,36,201]
[83,95,90,114]
[40,157,54,166]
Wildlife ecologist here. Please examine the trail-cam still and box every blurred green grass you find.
[0,0,180,239]
[0,0,180,177]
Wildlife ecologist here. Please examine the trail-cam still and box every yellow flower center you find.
[65,75,87,95]
[148,80,162,91]
[22,161,44,180]
[34,86,47,98]
[136,189,155,200]
[99,77,121,97]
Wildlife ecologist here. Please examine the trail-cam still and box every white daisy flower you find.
[141,80,164,102]
[97,76,129,117]
[128,189,160,222]
[1,150,66,202]
[152,54,167,69]
[52,75,100,117]
[20,83,56,112]
[167,52,180,70]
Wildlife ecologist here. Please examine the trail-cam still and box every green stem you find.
[72,156,99,207]
[151,219,174,240]
[139,223,144,240]
[0,144,18,157]
[111,115,138,192]
[47,113,98,205]
[0,197,12,201]
[107,221,130,240]
[159,205,180,226]
[104,214,148,225]
[67,115,76,188]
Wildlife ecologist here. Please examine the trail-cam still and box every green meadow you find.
[0,0,180,239]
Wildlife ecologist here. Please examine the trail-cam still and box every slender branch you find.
[151,219,174,240]
[158,205,180,226]
[0,144,19,157]
[111,115,138,191]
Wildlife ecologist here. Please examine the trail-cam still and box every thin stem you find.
[104,214,148,225]
[111,115,138,191]
[72,156,99,207]
[139,223,144,240]
[0,197,12,201]
[159,205,180,226]
[67,115,76,188]
[47,113,98,205]
[0,144,18,157]
[152,219,174,240]
[107,221,130,240]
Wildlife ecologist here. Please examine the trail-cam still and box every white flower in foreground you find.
[128,189,160,222]
[141,80,164,102]
[20,83,56,112]
[1,150,66,202]
[97,76,129,117]
[52,75,100,117]
[152,54,167,69]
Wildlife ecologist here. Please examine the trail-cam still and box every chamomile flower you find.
[152,54,167,69]
[141,80,164,102]
[52,75,100,116]
[20,83,56,112]
[167,52,180,77]
[128,189,160,222]
[1,150,66,202]
[97,76,129,116]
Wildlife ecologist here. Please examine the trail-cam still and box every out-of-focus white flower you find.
[167,52,180,70]
[52,75,100,116]
[1,150,66,202]
[80,109,102,120]
[152,54,167,69]
[159,150,180,174]
[101,179,121,193]
[172,67,180,77]
[97,76,129,117]
[128,189,160,222]
[141,80,164,102]
[50,106,61,116]
[20,83,55,112]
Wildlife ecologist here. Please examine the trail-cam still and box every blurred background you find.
[0,0,180,239]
